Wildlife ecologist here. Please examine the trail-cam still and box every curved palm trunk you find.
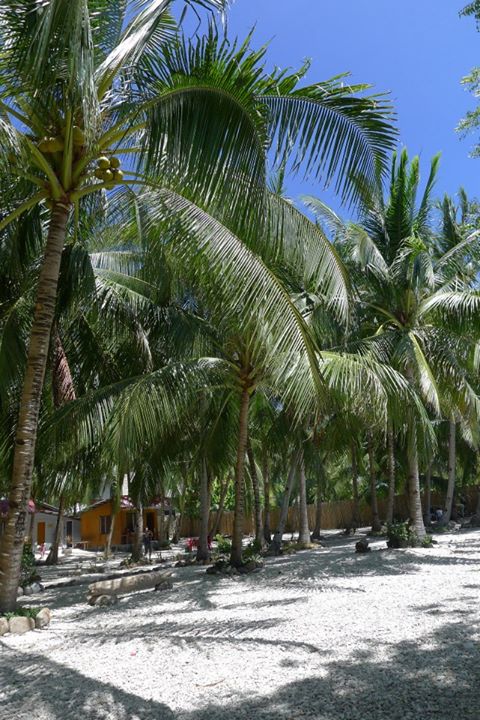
[230,387,250,567]
[351,444,360,529]
[131,504,144,562]
[443,420,456,523]
[368,435,381,533]
[45,495,65,566]
[197,460,211,562]
[262,452,271,543]
[297,451,310,545]
[0,204,69,612]
[247,441,264,547]
[46,330,76,566]
[271,450,301,554]
[210,477,229,539]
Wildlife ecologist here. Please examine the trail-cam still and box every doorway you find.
[37,522,46,545]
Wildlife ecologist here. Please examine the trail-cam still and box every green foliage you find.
[242,539,262,561]
[3,606,40,620]
[386,522,418,548]
[20,543,37,588]
[214,534,232,555]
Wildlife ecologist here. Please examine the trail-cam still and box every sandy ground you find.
[1,529,480,720]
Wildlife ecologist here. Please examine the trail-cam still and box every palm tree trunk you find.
[0,203,69,612]
[172,512,181,544]
[423,464,432,525]
[45,494,65,565]
[262,452,271,543]
[297,450,310,545]
[45,330,76,566]
[311,461,323,540]
[197,460,211,562]
[443,420,456,523]
[386,424,396,525]
[104,511,116,559]
[368,434,381,532]
[407,432,427,539]
[158,500,166,543]
[404,367,426,539]
[271,450,301,553]
[210,477,229,538]
[132,504,144,561]
[351,443,360,529]
[165,510,172,542]
[247,441,264,547]
[230,386,250,567]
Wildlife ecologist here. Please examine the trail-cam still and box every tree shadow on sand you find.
[1,610,479,720]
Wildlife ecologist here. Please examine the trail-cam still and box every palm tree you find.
[306,150,480,539]
[0,2,398,608]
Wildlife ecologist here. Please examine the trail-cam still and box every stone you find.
[94,594,118,607]
[35,608,51,629]
[154,580,173,592]
[30,583,42,594]
[8,616,34,634]
[237,560,262,574]
[23,586,33,596]
[355,539,371,553]
[0,617,9,636]
[17,587,24,597]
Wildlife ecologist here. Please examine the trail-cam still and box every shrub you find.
[20,543,37,588]
[243,539,262,561]
[3,606,40,621]
[386,521,417,548]
[214,534,231,555]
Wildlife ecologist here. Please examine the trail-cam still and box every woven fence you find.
[180,486,479,538]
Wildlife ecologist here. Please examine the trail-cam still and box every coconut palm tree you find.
[0,2,398,609]
[305,150,480,539]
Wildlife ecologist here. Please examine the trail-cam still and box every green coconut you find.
[103,169,114,181]
[113,169,124,182]
[94,168,104,180]
[97,156,110,169]
[72,126,86,146]
[49,136,64,152]
[38,138,53,153]
[110,156,121,169]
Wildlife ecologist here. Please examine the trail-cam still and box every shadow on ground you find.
[1,612,479,720]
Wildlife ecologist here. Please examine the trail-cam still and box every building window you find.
[100,515,111,535]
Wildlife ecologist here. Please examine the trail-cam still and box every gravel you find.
[1,529,480,720]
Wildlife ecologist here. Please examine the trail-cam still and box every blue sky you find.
[218,0,479,216]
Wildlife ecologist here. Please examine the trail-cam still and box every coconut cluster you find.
[94,156,123,189]
[38,126,85,153]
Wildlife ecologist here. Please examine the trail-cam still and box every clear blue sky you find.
[219,0,480,216]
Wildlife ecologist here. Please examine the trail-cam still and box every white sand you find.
[1,529,480,720]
